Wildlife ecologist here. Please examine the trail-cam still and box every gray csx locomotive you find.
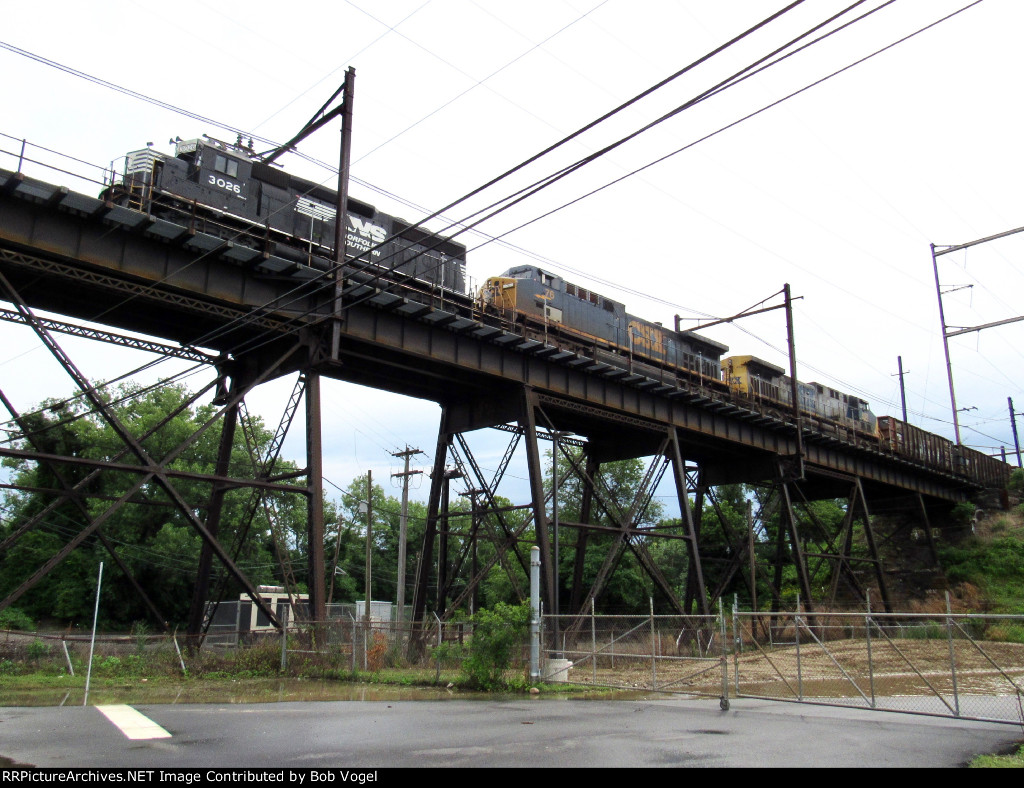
[479,265,728,383]
[107,136,467,293]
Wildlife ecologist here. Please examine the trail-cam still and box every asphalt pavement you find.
[1,696,1020,769]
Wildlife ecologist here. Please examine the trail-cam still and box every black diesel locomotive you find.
[108,136,467,294]
[105,137,1007,488]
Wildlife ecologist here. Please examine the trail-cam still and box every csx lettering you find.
[629,321,665,354]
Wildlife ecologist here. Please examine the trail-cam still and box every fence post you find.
[719,598,730,710]
[591,598,597,685]
[83,561,103,706]
[945,591,960,717]
[349,613,356,674]
[61,638,74,676]
[172,631,187,675]
[732,599,741,696]
[865,589,876,708]
[649,598,656,690]
[233,600,242,653]
[530,546,541,683]
[795,594,803,701]
[433,612,442,683]
[280,606,289,671]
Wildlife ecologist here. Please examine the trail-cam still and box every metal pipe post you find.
[1009,397,1022,468]
[530,546,541,683]
[945,591,960,717]
[931,244,962,445]
[84,561,104,706]
[719,598,730,710]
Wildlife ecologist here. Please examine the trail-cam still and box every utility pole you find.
[391,447,423,624]
[893,356,909,423]
[931,229,1024,446]
[783,284,804,474]
[1010,397,1022,468]
[459,489,485,616]
[364,470,372,637]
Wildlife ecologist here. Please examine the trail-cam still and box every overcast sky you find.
[2,0,1023,514]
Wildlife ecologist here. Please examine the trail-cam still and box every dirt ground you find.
[560,636,1024,704]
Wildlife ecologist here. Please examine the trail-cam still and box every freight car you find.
[877,416,1007,486]
[105,137,467,295]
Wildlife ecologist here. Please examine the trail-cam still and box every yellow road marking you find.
[96,704,172,740]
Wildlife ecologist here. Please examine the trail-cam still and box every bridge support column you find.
[521,389,555,620]
[670,429,710,617]
[305,371,326,624]
[568,449,598,615]
[187,397,239,642]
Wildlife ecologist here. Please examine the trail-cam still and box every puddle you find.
[0,679,685,707]
[0,679,488,707]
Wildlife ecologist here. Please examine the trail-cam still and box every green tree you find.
[546,449,663,614]
[0,383,303,627]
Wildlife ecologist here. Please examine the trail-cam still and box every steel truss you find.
[410,387,715,636]
[0,272,332,639]
[688,462,949,615]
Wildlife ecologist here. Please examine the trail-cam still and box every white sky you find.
[2,0,1023,515]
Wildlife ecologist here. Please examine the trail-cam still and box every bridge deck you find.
[0,168,998,503]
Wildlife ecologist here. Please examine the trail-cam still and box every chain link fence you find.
[540,610,727,700]
[3,606,1023,725]
[731,609,1024,724]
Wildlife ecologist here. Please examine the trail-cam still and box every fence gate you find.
[731,609,1024,725]
[542,611,730,705]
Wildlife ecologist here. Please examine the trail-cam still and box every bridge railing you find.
[0,131,112,196]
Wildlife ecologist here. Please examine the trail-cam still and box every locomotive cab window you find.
[214,154,239,178]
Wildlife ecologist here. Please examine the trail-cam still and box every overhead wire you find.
[2,0,817,416]
[351,0,612,164]
[179,0,878,362]
[2,3,999,470]
[0,1,810,389]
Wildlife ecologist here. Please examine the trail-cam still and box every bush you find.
[461,602,530,690]
[367,633,388,672]
[950,501,977,527]
[27,639,51,662]
[0,607,35,631]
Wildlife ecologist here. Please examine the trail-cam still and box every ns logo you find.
[347,216,388,245]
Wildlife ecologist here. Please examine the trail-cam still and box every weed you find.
[461,602,530,690]
[970,744,1024,768]
[27,639,51,662]
[367,633,388,672]
[984,624,1024,644]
